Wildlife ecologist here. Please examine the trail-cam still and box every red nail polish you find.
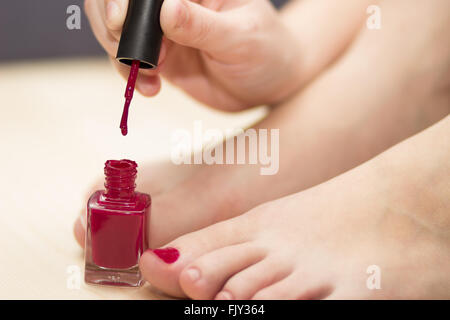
[84,160,151,287]
[117,0,165,136]
[119,59,140,136]
[152,247,180,264]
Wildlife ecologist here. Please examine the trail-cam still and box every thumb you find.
[161,0,231,52]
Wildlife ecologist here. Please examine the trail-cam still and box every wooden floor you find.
[0,58,266,299]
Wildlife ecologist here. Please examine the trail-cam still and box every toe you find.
[252,274,333,300]
[140,246,185,297]
[251,276,298,300]
[323,290,350,300]
[140,216,255,297]
[74,212,86,248]
[216,258,293,300]
[180,243,265,300]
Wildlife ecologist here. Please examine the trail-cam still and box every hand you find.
[85,0,303,111]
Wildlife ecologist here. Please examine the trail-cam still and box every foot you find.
[139,117,450,299]
[75,0,450,249]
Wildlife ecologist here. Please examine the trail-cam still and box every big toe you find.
[139,215,254,297]
[179,242,266,300]
[73,214,86,248]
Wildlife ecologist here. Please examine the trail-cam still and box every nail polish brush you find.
[116,0,164,136]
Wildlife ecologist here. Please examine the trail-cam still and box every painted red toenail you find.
[152,247,180,264]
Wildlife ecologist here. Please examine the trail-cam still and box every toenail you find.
[185,267,201,282]
[151,247,180,264]
[215,291,234,300]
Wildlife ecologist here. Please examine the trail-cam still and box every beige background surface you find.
[0,58,266,299]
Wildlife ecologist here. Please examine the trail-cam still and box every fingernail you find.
[152,247,180,264]
[185,267,201,282]
[106,0,120,24]
[215,291,233,300]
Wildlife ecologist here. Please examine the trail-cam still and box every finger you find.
[87,0,169,65]
[110,57,162,97]
[85,0,120,56]
[114,61,162,97]
[104,0,128,32]
[136,75,162,97]
[160,0,233,53]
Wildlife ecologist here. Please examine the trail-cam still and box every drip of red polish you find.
[120,59,141,136]
[152,247,180,264]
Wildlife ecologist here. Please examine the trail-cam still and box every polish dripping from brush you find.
[120,59,140,136]
[116,0,164,136]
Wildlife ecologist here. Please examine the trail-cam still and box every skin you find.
[76,0,374,246]
[75,0,450,298]
[141,116,450,299]
[76,0,449,248]
[85,0,303,110]
[83,0,374,110]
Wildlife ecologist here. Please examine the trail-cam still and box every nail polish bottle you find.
[84,160,151,287]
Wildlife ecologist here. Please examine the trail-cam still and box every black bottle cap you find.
[116,0,164,69]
